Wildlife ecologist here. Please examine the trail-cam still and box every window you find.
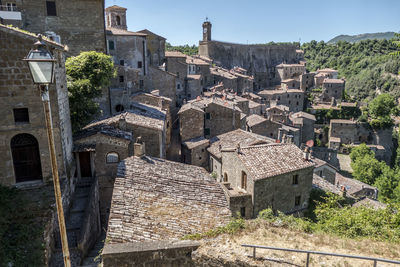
[204,128,210,136]
[205,112,211,120]
[139,80,144,89]
[119,75,124,83]
[241,171,247,190]
[223,173,228,182]
[6,3,16,11]
[108,40,115,50]
[116,15,121,26]
[120,59,125,66]
[46,1,57,16]
[106,152,119,163]
[137,61,142,68]
[240,207,246,217]
[295,195,301,207]
[177,84,180,89]
[115,104,124,112]
[292,174,299,185]
[296,101,299,105]
[13,108,29,123]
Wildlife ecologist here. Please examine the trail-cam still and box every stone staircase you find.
[50,178,93,267]
[79,232,106,267]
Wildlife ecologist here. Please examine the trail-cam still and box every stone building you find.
[1,0,106,56]
[102,154,231,265]
[258,89,304,112]
[317,68,338,79]
[83,102,168,158]
[221,143,314,216]
[246,115,280,140]
[137,29,166,67]
[0,25,74,186]
[281,78,300,90]
[289,111,316,145]
[178,97,243,141]
[276,63,306,81]
[300,72,315,91]
[207,129,273,179]
[73,123,133,225]
[321,78,345,102]
[266,105,289,123]
[198,21,299,89]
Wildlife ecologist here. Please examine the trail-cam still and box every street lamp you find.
[24,35,71,267]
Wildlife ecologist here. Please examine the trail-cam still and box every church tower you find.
[105,5,128,30]
[202,20,212,41]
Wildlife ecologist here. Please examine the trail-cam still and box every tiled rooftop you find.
[106,28,147,37]
[246,114,267,127]
[335,173,376,196]
[208,129,273,159]
[236,143,315,180]
[258,89,303,95]
[210,67,237,80]
[291,111,316,121]
[74,121,132,141]
[186,56,210,66]
[324,78,345,84]
[318,68,338,73]
[88,102,166,131]
[182,136,210,150]
[165,51,186,58]
[312,174,342,195]
[330,119,356,124]
[106,156,231,244]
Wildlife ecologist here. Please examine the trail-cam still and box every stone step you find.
[77,177,93,187]
[54,229,79,249]
[66,210,85,230]
[50,249,81,267]
[70,197,89,212]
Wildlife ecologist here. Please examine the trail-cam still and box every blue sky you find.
[105,0,400,45]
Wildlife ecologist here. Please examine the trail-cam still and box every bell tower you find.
[202,20,212,42]
[105,5,128,30]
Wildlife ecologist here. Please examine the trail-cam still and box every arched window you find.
[116,15,121,26]
[115,104,124,113]
[241,171,247,190]
[11,133,42,183]
[106,152,119,163]
[223,172,228,182]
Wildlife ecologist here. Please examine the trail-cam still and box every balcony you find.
[0,5,22,20]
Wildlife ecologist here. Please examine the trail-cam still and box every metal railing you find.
[242,244,400,267]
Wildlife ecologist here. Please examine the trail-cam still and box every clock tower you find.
[202,20,212,42]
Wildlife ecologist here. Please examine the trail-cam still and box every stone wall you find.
[253,167,314,215]
[102,240,200,267]
[179,108,204,141]
[107,34,147,76]
[199,40,298,88]
[204,103,241,138]
[248,119,281,140]
[78,177,101,258]
[74,133,132,225]
[300,73,315,91]
[16,0,106,56]
[0,26,73,185]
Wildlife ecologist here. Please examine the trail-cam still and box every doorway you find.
[79,152,92,177]
[11,133,43,183]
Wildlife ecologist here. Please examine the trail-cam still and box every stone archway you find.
[11,133,43,183]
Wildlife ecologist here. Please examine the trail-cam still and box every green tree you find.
[368,93,397,118]
[350,143,374,162]
[351,154,384,185]
[374,165,399,202]
[66,51,116,132]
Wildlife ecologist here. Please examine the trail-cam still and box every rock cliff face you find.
[199,41,298,88]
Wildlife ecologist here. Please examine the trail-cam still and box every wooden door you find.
[11,134,42,183]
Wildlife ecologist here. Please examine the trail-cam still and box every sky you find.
[105,0,400,46]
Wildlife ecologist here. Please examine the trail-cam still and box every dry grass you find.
[194,219,400,266]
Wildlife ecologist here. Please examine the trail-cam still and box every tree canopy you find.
[66,51,116,133]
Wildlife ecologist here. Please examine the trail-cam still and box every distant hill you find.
[328,32,396,44]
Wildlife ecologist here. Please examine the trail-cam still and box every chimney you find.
[119,115,126,131]
[340,185,347,198]
[134,136,146,157]
[236,143,241,154]
[303,146,310,161]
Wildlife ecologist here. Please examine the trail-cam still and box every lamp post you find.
[24,35,71,267]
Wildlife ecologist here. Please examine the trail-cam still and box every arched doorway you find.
[11,133,42,183]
